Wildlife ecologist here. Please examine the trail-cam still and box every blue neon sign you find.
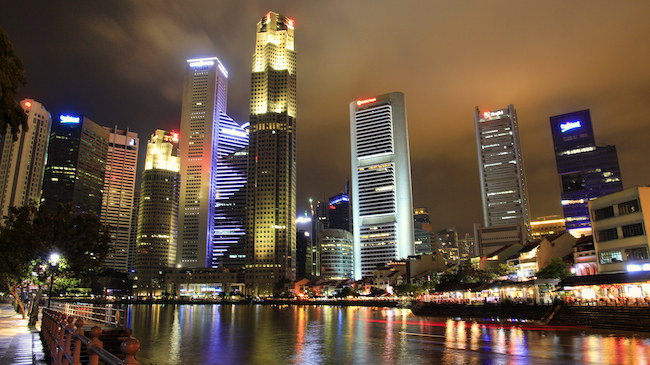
[560,120,581,133]
[60,115,80,124]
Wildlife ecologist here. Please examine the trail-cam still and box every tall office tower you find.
[246,12,297,294]
[129,190,139,275]
[296,229,310,279]
[413,208,433,255]
[135,130,180,296]
[350,92,415,280]
[319,229,354,280]
[474,105,531,236]
[328,192,350,231]
[178,56,229,268]
[101,127,139,273]
[550,109,623,237]
[0,99,51,217]
[41,114,109,214]
[213,114,248,267]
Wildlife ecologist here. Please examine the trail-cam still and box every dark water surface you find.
[127,304,650,365]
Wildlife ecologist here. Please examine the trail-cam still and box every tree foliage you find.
[0,203,111,317]
[536,258,572,280]
[0,27,28,140]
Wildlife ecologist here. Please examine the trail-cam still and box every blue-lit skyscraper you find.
[213,114,248,267]
[550,109,623,237]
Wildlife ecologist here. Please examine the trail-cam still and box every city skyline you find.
[3,2,650,234]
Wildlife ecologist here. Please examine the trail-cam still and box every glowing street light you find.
[48,253,61,308]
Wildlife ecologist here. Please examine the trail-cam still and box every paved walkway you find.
[0,303,46,365]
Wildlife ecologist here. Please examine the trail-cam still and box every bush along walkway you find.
[0,303,46,365]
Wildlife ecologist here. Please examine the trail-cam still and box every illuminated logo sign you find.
[24,101,32,108]
[560,120,581,133]
[189,60,214,68]
[356,97,377,106]
[483,110,504,119]
[128,138,136,146]
[60,115,80,124]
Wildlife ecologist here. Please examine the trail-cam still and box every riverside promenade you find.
[0,303,46,365]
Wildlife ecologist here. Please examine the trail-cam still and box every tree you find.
[0,27,28,140]
[536,258,572,280]
[0,203,111,318]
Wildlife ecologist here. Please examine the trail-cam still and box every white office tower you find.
[101,127,139,272]
[178,57,229,268]
[0,99,51,217]
[474,105,531,254]
[350,92,415,279]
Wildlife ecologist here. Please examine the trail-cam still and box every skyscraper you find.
[474,105,531,236]
[245,11,297,295]
[213,114,248,267]
[135,130,180,296]
[41,114,109,215]
[101,127,139,273]
[550,109,623,237]
[350,92,415,279]
[178,56,229,268]
[328,192,350,231]
[0,99,51,217]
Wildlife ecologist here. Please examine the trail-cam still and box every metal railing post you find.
[71,319,84,365]
[57,313,66,364]
[121,337,141,365]
[64,316,74,365]
[87,326,103,365]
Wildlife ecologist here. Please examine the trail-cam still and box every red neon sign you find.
[356,97,377,106]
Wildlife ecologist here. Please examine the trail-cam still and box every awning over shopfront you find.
[557,271,650,288]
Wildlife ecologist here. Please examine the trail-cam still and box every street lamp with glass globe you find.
[47,253,61,308]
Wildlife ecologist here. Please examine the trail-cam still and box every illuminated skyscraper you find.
[101,127,139,273]
[41,114,109,215]
[212,114,248,267]
[135,130,180,296]
[350,92,415,279]
[178,56,229,268]
[474,105,531,254]
[246,11,297,294]
[550,109,623,237]
[0,99,51,217]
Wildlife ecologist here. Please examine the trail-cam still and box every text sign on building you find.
[60,115,80,124]
[356,98,377,106]
[560,120,582,133]
[482,110,504,120]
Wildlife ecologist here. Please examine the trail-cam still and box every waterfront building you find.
[474,105,531,254]
[41,114,109,215]
[101,127,139,273]
[0,99,51,217]
[590,186,650,274]
[550,109,623,237]
[165,268,244,298]
[531,215,566,238]
[319,228,354,281]
[135,130,180,297]
[178,56,229,268]
[245,12,297,295]
[573,235,597,276]
[213,114,248,268]
[129,190,139,275]
[350,92,415,279]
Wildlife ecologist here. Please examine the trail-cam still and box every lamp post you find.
[47,253,60,308]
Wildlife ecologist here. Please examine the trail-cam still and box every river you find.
[126,304,650,364]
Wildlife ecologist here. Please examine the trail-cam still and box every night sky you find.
[3,1,650,235]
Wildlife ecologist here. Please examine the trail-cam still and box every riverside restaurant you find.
[556,271,650,306]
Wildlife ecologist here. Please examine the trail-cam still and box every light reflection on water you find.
[127,304,650,365]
